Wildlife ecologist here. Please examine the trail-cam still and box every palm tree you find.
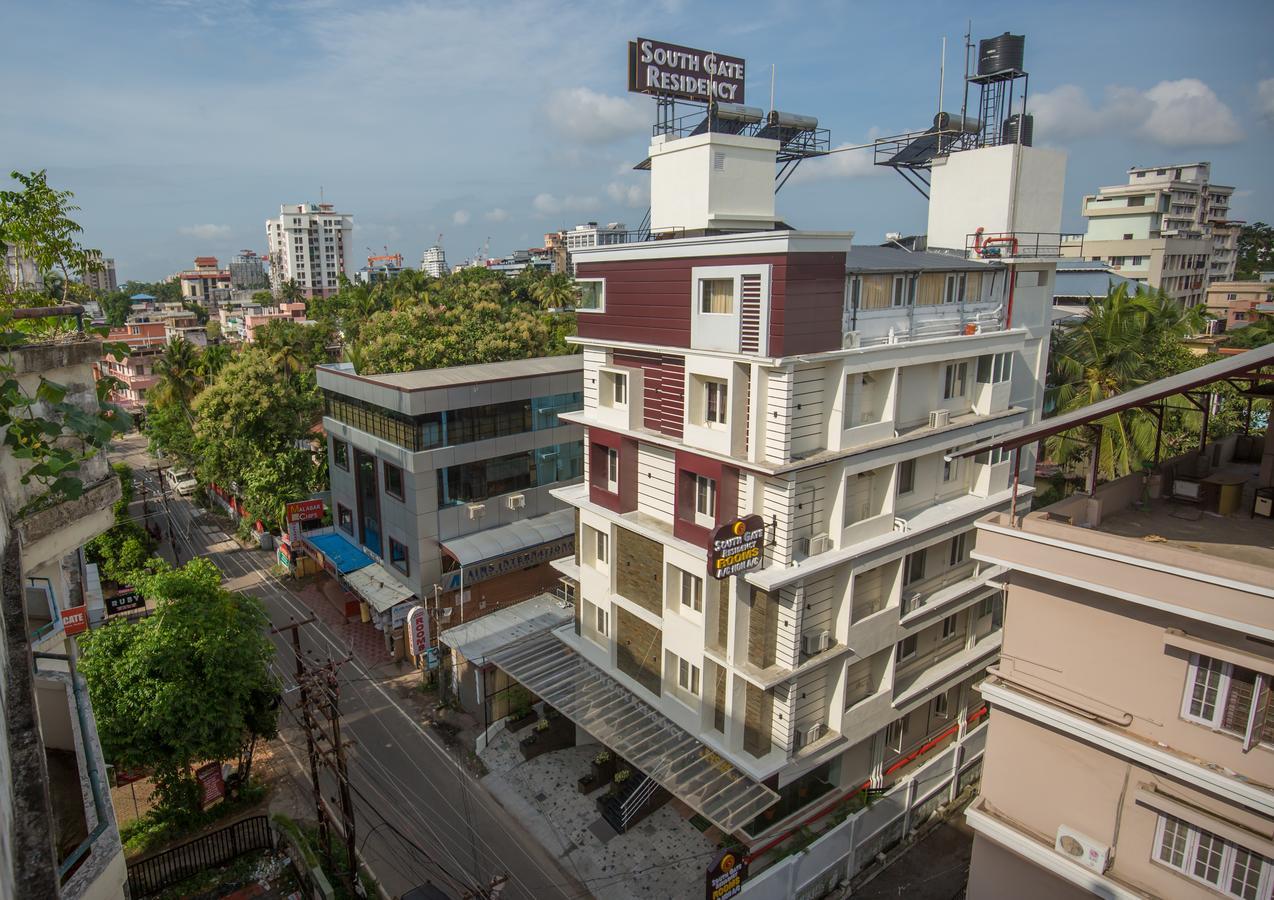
[152,337,203,410]
[279,279,304,304]
[530,272,577,311]
[200,343,231,381]
[1044,284,1205,480]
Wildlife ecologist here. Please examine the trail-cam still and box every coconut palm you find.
[200,342,231,381]
[530,272,577,311]
[1044,284,1204,480]
[151,337,203,410]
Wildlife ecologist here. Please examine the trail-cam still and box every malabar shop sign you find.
[628,38,746,104]
[710,515,765,580]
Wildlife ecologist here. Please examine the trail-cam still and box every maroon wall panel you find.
[769,252,847,357]
[613,350,686,440]
[587,428,638,513]
[576,259,693,347]
[672,450,740,550]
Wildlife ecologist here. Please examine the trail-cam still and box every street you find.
[110,434,588,900]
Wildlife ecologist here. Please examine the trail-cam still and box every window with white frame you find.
[941,614,959,641]
[895,635,918,664]
[944,273,966,304]
[694,474,717,526]
[977,446,1012,466]
[976,352,1014,384]
[943,362,968,400]
[897,458,916,495]
[609,371,628,407]
[1153,814,1273,899]
[933,691,951,718]
[699,278,734,314]
[703,378,728,425]
[891,275,915,307]
[1181,653,1273,748]
[606,447,619,492]
[978,595,994,619]
[902,550,927,586]
[943,452,959,483]
[949,532,969,566]
[884,717,905,752]
[595,528,609,565]
[677,657,701,695]
[595,604,610,636]
[680,569,703,613]
[576,279,604,311]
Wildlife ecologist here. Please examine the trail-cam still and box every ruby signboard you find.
[105,590,144,616]
[407,606,430,658]
[709,516,765,580]
[706,847,748,900]
[628,38,746,104]
[196,761,226,808]
[60,605,89,635]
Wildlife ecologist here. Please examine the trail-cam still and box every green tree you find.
[279,279,303,304]
[199,342,231,380]
[1045,284,1207,479]
[1224,317,1274,349]
[151,337,203,410]
[1236,222,1273,279]
[529,271,577,311]
[0,169,102,306]
[252,318,333,379]
[143,396,198,467]
[98,289,135,326]
[251,289,274,304]
[78,559,278,819]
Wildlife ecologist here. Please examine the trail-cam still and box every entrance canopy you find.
[304,532,374,574]
[441,508,574,568]
[488,629,779,834]
[345,563,414,613]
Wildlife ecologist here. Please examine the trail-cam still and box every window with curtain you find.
[700,279,735,314]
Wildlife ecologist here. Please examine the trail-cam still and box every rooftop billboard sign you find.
[628,38,746,104]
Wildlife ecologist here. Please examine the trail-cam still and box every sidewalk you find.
[846,799,974,900]
[285,574,395,667]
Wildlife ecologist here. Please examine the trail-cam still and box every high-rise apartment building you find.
[963,347,1274,900]
[79,255,117,293]
[229,250,267,290]
[266,203,352,299]
[420,245,447,278]
[476,123,1065,875]
[1061,162,1238,307]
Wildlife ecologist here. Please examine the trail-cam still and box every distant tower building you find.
[229,250,268,290]
[80,254,118,292]
[420,245,447,278]
[265,203,353,299]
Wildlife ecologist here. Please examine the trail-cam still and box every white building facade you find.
[266,203,352,299]
[420,245,447,278]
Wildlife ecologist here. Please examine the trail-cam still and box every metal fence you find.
[126,814,276,897]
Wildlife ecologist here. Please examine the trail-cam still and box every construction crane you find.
[365,245,402,268]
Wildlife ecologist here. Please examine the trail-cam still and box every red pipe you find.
[745,705,989,863]
[1005,265,1016,329]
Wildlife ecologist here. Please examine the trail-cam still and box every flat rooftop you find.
[318,354,581,392]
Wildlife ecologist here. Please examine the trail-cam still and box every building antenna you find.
[960,21,972,131]
[320,184,325,204]
[938,36,947,122]
[769,64,776,117]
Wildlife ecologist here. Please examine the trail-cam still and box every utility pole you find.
[273,618,331,872]
[324,664,358,880]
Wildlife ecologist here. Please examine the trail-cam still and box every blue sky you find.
[5,0,1273,281]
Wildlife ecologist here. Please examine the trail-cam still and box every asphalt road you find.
[110,435,587,900]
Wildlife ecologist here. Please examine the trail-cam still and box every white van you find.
[165,468,197,496]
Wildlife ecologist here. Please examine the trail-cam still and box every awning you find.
[345,563,414,613]
[439,593,572,662]
[304,532,374,574]
[487,629,780,834]
[442,508,574,567]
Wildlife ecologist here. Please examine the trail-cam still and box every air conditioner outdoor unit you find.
[804,723,824,745]
[1055,826,1111,874]
[505,494,526,511]
[467,503,487,521]
[816,630,831,652]
[904,592,923,613]
[928,409,951,429]
[801,631,824,656]
[842,331,861,349]
[809,533,832,555]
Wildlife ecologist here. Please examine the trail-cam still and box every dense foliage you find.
[79,558,278,819]
[1237,222,1273,280]
[86,461,156,583]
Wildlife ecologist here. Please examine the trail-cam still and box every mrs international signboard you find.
[709,515,765,580]
[628,38,746,104]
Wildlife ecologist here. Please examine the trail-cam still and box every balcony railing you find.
[966,231,1072,259]
[856,306,1005,348]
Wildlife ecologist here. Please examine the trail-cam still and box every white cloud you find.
[452,209,471,225]
[1031,79,1242,146]
[544,87,647,144]
[1257,78,1274,123]
[484,208,510,222]
[532,192,599,216]
[178,223,232,239]
[606,181,648,208]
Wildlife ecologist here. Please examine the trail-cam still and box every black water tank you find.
[1003,113,1034,146]
[978,33,1025,76]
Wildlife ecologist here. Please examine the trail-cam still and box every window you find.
[337,503,354,534]
[903,551,927,586]
[595,604,610,636]
[896,635,918,664]
[611,372,628,407]
[949,532,969,566]
[885,717,905,751]
[1181,653,1271,748]
[933,692,950,718]
[576,279,604,311]
[389,537,409,574]
[891,275,915,307]
[943,273,966,303]
[1110,256,1126,266]
[595,529,609,564]
[943,362,968,400]
[677,657,701,695]
[605,447,619,492]
[941,614,959,640]
[383,462,404,500]
[897,458,916,495]
[1153,814,1273,899]
[695,474,717,524]
[333,439,350,470]
[700,278,734,314]
[1123,233,1135,240]
[1128,195,1146,207]
[680,570,703,612]
[943,452,959,483]
[704,379,728,425]
[977,446,1011,466]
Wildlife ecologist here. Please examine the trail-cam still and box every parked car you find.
[165,468,197,496]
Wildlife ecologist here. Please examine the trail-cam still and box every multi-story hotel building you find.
[266,202,352,299]
[176,256,231,305]
[963,347,1274,900]
[482,125,1066,862]
[1061,162,1238,307]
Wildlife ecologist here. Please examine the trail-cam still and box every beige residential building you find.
[1061,162,1237,307]
[1206,281,1274,331]
[962,347,1274,900]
